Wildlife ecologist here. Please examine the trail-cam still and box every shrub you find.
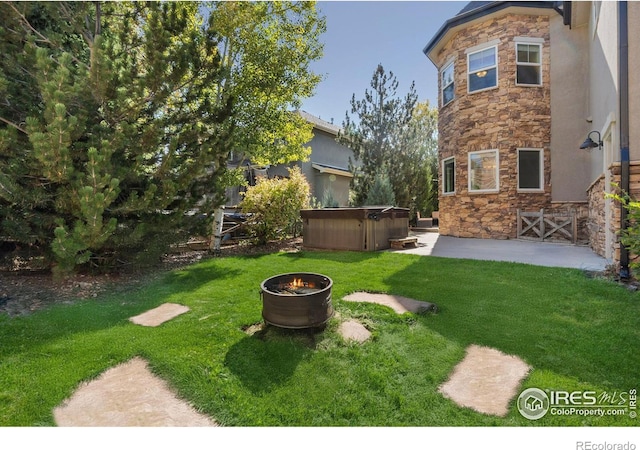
[608,187,640,270]
[240,167,310,245]
[321,188,339,208]
[363,171,396,206]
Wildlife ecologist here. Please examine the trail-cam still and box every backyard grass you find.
[0,250,639,426]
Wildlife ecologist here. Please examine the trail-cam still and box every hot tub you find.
[300,207,410,251]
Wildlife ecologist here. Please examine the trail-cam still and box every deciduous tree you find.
[205,1,325,251]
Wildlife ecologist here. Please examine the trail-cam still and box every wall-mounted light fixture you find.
[579,130,603,150]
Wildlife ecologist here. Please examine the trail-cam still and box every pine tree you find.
[363,170,396,206]
[0,2,233,273]
[321,188,339,208]
[339,64,417,206]
[393,101,439,217]
[339,65,438,221]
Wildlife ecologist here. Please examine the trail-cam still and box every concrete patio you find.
[395,231,609,272]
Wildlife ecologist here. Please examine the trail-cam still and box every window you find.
[468,46,497,92]
[443,157,455,194]
[469,150,499,192]
[441,61,455,106]
[516,43,541,86]
[517,148,543,191]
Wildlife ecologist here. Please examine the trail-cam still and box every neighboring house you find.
[226,111,354,208]
[423,1,639,270]
[270,111,354,206]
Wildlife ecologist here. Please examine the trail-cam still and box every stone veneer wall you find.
[588,162,640,263]
[435,13,566,239]
[587,174,607,257]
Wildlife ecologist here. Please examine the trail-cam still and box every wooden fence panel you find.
[517,209,576,244]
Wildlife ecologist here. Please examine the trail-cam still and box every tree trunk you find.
[210,206,225,255]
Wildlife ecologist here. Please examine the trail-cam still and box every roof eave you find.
[423,1,558,66]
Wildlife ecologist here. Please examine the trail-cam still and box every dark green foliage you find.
[339,65,438,219]
[0,2,325,273]
[339,64,416,206]
[363,170,396,206]
[321,188,338,208]
[0,2,234,272]
[398,101,439,218]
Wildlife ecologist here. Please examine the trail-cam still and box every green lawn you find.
[1,250,638,426]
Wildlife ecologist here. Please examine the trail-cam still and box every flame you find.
[287,277,315,289]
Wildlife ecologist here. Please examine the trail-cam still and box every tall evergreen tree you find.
[394,101,439,217]
[0,2,233,273]
[339,64,418,207]
[363,170,396,206]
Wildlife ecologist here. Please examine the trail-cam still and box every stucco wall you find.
[549,14,591,202]
[270,127,354,206]
[587,1,618,181]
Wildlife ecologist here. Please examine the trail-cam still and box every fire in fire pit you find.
[260,273,333,329]
[269,277,320,295]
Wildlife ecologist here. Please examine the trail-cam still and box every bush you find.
[321,188,339,208]
[363,171,396,206]
[608,187,640,270]
[240,167,310,245]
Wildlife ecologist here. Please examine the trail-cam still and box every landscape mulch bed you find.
[0,237,303,317]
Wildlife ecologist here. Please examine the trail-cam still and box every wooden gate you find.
[517,209,577,243]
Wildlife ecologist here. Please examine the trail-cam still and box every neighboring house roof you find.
[423,1,560,64]
[297,110,342,136]
[311,162,353,178]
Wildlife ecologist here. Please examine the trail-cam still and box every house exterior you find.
[270,111,354,207]
[423,1,639,271]
[226,110,354,207]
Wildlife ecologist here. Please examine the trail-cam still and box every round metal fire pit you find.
[260,272,333,329]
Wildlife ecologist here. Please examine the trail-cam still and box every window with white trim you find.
[468,46,497,92]
[441,61,455,106]
[443,157,455,194]
[517,148,543,191]
[469,150,499,192]
[516,43,542,86]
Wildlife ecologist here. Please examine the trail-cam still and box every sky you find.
[300,1,466,125]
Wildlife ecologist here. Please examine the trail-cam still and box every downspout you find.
[619,1,631,279]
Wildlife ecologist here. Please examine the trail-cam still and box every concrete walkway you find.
[394,231,609,271]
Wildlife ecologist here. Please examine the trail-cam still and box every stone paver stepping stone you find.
[438,344,531,417]
[129,302,190,327]
[54,357,217,426]
[343,292,437,314]
[338,319,371,343]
